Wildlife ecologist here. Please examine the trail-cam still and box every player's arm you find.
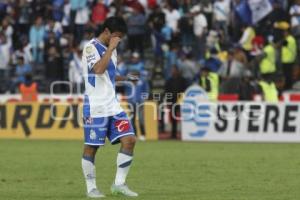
[116,76,126,81]
[93,37,121,74]
[115,74,139,82]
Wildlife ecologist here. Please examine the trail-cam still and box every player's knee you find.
[129,136,136,146]
[127,137,136,149]
[121,136,136,150]
[83,145,98,157]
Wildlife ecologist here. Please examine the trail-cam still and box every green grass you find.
[0,140,300,200]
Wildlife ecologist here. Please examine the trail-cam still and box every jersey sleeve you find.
[83,44,101,71]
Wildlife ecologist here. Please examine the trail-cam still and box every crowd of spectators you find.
[0,0,299,102]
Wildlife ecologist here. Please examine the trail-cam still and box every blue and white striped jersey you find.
[82,38,123,117]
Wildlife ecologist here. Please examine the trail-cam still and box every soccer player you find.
[81,17,138,198]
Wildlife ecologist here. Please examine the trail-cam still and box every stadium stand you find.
[0,0,299,98]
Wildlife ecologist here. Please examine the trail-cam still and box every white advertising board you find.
[181,85,300,142]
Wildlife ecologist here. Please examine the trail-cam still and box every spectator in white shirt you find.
[13,37,33,65]
[45,19,63,40]
[0,33,11,92]
[62,1,71,33]
[75,5,89,43]
[213,0,230,40]
[68,45,83,94]
[0,16,13,48]
[0,33,10,70]
[163,2,181,34]
[190,4,207,60]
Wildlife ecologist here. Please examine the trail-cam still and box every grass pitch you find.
[0,140,300,200]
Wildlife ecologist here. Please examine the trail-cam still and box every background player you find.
[81,17,138,198]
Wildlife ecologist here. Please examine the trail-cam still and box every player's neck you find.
[97,35,108,47]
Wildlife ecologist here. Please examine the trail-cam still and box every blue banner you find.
[235,0,252,25]
[235,0,273,25]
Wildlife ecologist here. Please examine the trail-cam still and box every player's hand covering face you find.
[108,36,122,51]
[105,29,124,51]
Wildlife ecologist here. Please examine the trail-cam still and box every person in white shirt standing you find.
[190,4,207,60]
[62,1,71,33]
[81,17,138,198]
[213,0,230,40]
[69,45,83,94]
[0,16,13,48]
[0,33,11,93]
[163,2,181,34]
[74,1,89,43]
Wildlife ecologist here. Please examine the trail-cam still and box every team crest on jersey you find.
[89,129,97,140]
[115,120,130,133]
[86,46,94,54]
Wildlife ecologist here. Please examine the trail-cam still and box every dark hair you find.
[25,74,32,82]
[96,17,127,36]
